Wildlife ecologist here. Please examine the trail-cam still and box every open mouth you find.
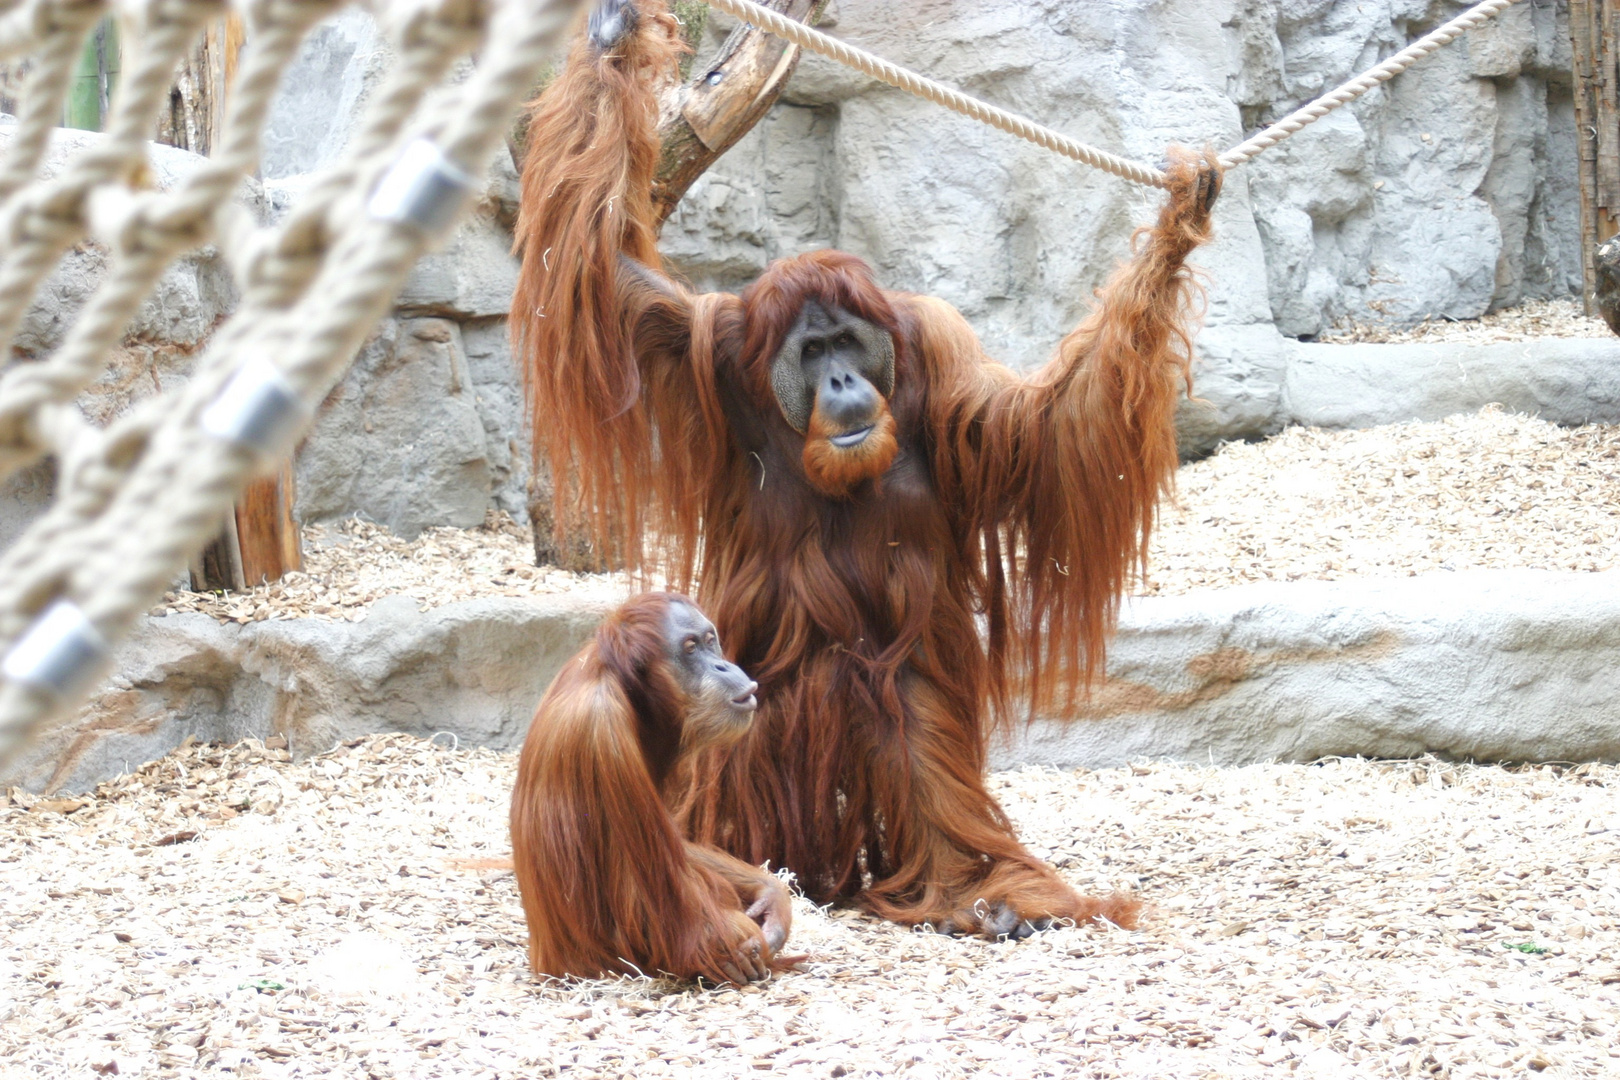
[828,426,873,449]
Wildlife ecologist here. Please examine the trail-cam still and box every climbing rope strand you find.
[1218,0,1526,169]
[0,0,584,766]
[706,0,1526,186]
[700,0,1172,189]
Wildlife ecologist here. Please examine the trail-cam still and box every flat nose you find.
[820,366,878,427]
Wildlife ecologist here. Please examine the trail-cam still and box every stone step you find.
[8,569,1618,792]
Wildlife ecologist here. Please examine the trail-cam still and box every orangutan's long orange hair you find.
[511,0,1216,935]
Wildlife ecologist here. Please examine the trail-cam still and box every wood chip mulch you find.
[1144,406,1620,595]
[151,407,1619,623]
[155,512,631,624]
[1318,298,1613,345]
[2,734,1617,1078]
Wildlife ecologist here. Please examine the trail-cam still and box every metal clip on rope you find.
[1,600,109,699]
[367,138,475,234]
[200,357,312,460]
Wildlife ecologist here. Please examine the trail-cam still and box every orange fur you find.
[509,592,791,982]
[511,4,1214,935]
[510,1,686,564]
[800,399,899,498]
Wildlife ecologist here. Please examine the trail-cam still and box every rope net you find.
[0,0,585,766]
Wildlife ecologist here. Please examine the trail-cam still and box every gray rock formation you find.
[663,0,1579,358]
[250,0,1587,524]
[0,122,268,557]
[1,594,608,794]
[0,460,53,552]
[0,120,255,398]
[1242,0,1579,338]
[259,6,387,180]
[10,568,1619,792]
[998,569,1620,769]
[1284,337,1620,431]
[296,318,504,538]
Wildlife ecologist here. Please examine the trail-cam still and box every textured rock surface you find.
[296,318,505,538]
[0,460,53,552]
[998,570,1620,770]
[0,121,255,414]
[657,0,1582,460]
[10,569,1619,792]
[1,595,608,794]
[1241,0,1579,338]
[259,5,386,180]
[1284,338,1620,431]
[242,0,1588,521]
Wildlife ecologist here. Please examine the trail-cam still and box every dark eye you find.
[683,637,698,654]
[834,332,852,348]
[802,340,823,360]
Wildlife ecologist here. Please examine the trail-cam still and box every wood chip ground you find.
[1318,298,1613,345]
[3,736,1616,1078]
[154,405,1620,624]
[9,305,1620,1077]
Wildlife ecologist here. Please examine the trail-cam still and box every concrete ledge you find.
[7,571,1619,792]
[999,570,1620,770]
[1284,339,1620,431]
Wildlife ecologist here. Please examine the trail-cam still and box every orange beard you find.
[801,400,899,498]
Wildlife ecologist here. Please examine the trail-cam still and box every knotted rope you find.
[0,0,585,767]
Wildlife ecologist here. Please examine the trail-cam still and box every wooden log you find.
[156,14,243,155]
[1569,0,1620,314]
[171,17,304,590]
[235,465,302,585]
[651,0,829,224]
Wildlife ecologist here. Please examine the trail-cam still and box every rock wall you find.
[0,121,259,547]
[661,0,1583,451]
[667,0,1579,338]
[266,0,1587,531]
[12,569,1620,792]
[1,1,1589,540]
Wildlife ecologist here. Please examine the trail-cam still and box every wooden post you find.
[157,14,243,155]
[192,464,303,591]
[1570,0,1620,314]
[175,16,304,592]
[235,465,303,584]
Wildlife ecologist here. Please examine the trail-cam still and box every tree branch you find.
[650,0,828,227]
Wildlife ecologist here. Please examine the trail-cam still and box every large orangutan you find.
[510,591,795,983]
[512,0,1219,938]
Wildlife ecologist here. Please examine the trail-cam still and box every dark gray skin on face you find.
[663,599,758,742]
[769,301,896,439]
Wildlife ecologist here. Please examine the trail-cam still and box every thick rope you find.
[705,0,1527,186]
[0,0,585,765]
[1219,0,1526,169]
[701,0,1171,189]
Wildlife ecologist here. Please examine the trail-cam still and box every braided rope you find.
[701,0,1171,189]
[705,0,1526,186]
[1218,0,1526,169]
[0,0,584,765]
